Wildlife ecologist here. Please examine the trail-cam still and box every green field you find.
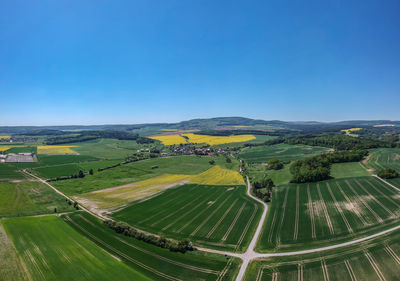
[246,228,400,281]
[239,143,329,163]
[66,212,240,281]
[0,165,25,179]
[331,162,370,178]
[32,159,121,179]
[4,146,37,154]
[51,155,239,195]
[0,181,75,217]
[0,154,99,180]
[3,216,151,281]
[365,148,400,172]
[112,184,262,252]
[257,176,400,252]
[0,223,27,281]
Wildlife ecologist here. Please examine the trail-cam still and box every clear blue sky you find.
[1,0,399,125]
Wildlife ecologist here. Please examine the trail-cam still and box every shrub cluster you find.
[104,220,193,253]
[378,168,399,179]
[267,159,283,170]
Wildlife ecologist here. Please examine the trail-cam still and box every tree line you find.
[104,220,193,253]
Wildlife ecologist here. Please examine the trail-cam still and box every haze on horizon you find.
[1,0,399,126]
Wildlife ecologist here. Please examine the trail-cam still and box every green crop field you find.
[246,228,400,281]
[112,184,262,252]
[257,176,400,252]
[331,162,370,178]
[365,148,400,172]
[51,155,239,195]
[0,180,75,217]
[0,165,25,179]
[2,216,151,281]
[65,212,240,281]
[32,159,121,179]
[0,223,27,281]
[239,143,329,163]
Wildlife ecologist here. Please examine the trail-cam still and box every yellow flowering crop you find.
[37,145,78,155]
[182,133,255,146]
[149,134,188,145]
[189,165,244,185]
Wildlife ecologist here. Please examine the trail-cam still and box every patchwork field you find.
[257,176,400,252]
[246,228,400,281]
[112,184,262,252]
[150,133,256,146]
[0,180,75,217]
[37,145,78,155]
[51,156,238,195]
[2,216,151,281]
[239,144,329,163]
[76,165,244,210]
[65,212,240,281]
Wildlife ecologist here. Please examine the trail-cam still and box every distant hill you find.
[0,117,399,135]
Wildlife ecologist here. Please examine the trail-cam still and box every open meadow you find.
[257,176,400,252]
[112,184,262,252]
[239,144,329,163]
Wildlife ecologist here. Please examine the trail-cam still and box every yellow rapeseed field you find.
[78,174,191,209]
[373,124,395,127]
[37,145,78,155]
[341,128,362,135]
[0,136,11,139]
[0,146,13,152]
[149,134,188,145]
[182,133,255,145]
[189,165,244,185]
